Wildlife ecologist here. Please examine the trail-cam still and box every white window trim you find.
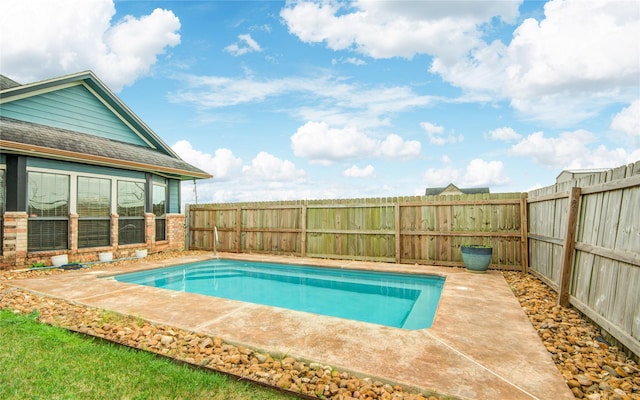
[27,166,145,215]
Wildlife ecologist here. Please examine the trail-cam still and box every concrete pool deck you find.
[3,252,573,400]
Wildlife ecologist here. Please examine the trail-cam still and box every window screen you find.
[118,219,145,245]
[153,184,166,241]
[27,172,69,251]
[117,180,144,244]
[0,169,5,212]
[77,176,111,248]
[78,177,110,217]
[155,218,166,241]
[117,181,144,216]
[0,169,4,254]
[28,220,68,251]
[152,184,166,217]
[28,172,69,217]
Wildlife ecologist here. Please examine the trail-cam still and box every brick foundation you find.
[0,213,186,270]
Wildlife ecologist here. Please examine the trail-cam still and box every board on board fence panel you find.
[187,193,524,268]
[616,186,640,253]
[524,162,640,357]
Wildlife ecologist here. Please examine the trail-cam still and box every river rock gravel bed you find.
[504,272,639,400]
[1,254,638,399]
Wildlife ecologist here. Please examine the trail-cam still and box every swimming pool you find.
[114,259,444,329]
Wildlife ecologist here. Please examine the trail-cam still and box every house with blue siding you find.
[0,71,212,269]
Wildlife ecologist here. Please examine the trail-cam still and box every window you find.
[27,172,69,251]
[117,180,144,244]
[153,184,166,241]
[77,176,111,248]
[0,169,4,209]
[0,169,5,254]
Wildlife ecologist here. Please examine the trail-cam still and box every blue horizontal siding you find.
[1,85,148,146]
[169,179,180,213]
[27,157,144,179]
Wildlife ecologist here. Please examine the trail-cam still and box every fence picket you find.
[187,193,524,269]
[528,162,640,358]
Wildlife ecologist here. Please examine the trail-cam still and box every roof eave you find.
[0,70,182,160]
[0,140,213,181]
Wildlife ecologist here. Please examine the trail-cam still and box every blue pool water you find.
[114,260,444,330]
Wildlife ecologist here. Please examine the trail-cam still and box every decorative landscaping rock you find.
[504,271,640,400]
[1,252,639,400]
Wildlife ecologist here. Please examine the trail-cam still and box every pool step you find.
[186,270,245,281]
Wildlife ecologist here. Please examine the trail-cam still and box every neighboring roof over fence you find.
[425,183,490,196]
[0,71,212,180]
[0,75,21,90]
[556,168,610,183]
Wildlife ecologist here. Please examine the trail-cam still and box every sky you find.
[1,0,639,204]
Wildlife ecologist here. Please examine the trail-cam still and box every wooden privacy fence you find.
[186,193,526,270]
[527,162,640,357]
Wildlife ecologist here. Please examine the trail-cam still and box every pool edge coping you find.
[2,252,574,400]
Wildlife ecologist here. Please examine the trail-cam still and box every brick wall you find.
[166,214,185,250]
[0,212,28,269]
[0,213,187,270]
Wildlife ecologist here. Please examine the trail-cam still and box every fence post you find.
[235,206,242,253]
[558,186,581,307]
[520,193,529,273]
[301,205,307,257]
[395,203,401,263]
[184,204,190,250]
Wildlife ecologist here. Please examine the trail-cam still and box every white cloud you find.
[332,57,367,66]
[510,130,640,169]
[510,130,594,167]
[282,0,640,126]
[172,74,433,127]
[290,121,420,164]
[487,127,522,141]
[0,0,180,91]
[423,158,509,187]
[173,75,289,107]
[434,39,511,94]
[439,0,640,124]
[182,178,342,205]
[291,122,377,164]
[420,122,444,135]
[172,140,242,180]
[281,0,519,60]
[462,159,510,186]
[343,165,375,178]
[242,152,305,181]
[564,146,640,170]
[420,121,462,145]
[378,134,421,159]
[224,33,262,56]
[345,57,366,66]
[611,100,640,138]
[423,166,461,187]
[506,1,639,93]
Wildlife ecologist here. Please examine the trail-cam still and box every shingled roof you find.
[0,117,210,180]
[0,71,211,180]
[0,75,21,90]
[424,183,490,196]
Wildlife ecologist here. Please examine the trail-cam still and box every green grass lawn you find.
[0,309,295,399]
